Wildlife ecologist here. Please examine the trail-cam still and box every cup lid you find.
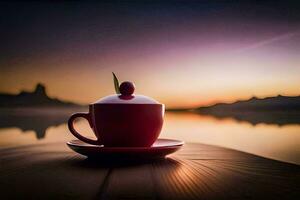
[94,94,160,104]
[93,80,160,105]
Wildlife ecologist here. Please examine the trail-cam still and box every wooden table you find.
[0,142,299,200]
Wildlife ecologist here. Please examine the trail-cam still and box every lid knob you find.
[120,81,135,96]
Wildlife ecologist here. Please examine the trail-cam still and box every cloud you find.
[234,30,300,53]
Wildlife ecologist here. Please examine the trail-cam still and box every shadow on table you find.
[66,156,181,169]
[64,156,184,199]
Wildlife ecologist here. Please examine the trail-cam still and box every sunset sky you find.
[1,1,299,108]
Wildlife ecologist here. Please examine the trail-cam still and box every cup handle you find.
[68,112,99,145]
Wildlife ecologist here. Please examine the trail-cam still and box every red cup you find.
[68,103,164,147]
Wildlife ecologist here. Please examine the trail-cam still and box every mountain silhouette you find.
[0,83,83,107]
[195,95,300,125]
[196,95,300,112]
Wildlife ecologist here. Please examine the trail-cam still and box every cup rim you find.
[90,103,165,106]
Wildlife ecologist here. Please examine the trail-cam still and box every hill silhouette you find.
[0,83,83,108]
[194,95,300,125]
[196,95,300,112]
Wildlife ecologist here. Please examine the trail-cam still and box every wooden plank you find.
[99,165,156,200]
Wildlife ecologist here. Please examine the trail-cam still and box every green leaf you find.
[112,72,120,94]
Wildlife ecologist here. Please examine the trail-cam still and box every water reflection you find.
[0,108,85,139]
[0,108,299,165]
[0,112,68,139]
[196,110,300,126]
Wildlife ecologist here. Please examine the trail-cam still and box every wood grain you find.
[0,142,299,199]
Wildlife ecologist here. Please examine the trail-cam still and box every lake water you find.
[0,108,299,165]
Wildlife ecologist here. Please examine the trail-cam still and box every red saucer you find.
[67,139,184,160]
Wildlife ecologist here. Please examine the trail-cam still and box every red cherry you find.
[120,81,135,96]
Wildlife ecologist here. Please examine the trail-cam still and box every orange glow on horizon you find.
[1,31,299,108]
